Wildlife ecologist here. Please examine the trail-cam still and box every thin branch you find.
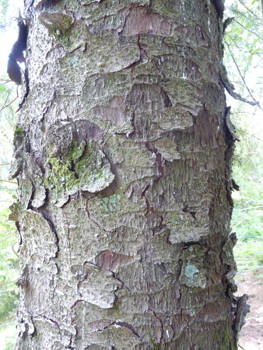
[0,179,17,184]
[238,0,262,21]
[228,80,246,88]
[234,127,263,142]
[232,210,263,227]
[12,241,19,258]
[253,56,263,69]
[235,196,263,206]
[0,78,12,83]
[233,18,263,40]
[0,322,16,327]
[1,90,11,109]
[0,163,11,166]
[236,266,263,275]
[0,95,18,114]
[238,205,263,212]
[225,33,240,49]
[224,40,262,110]
[0,232,16,244]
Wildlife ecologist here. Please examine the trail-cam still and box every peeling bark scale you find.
[11,0,247,349]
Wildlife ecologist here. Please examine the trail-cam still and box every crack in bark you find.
[137,33,149,58]
[40,315,62,339]
[115,110,135,136]
[41,89,56,122]
[141,183,150,215]
[111,271,131,293]
[65,212,72,263]
[115,321,141,339]
[70,299,85,310]
[77,0,106,6]
[90,320,142,340]
[17,68,30,111]
[145,141,166,186]
[39,209,60,258]
[15,221,23,245]
[151,310,164,343]
[41,315,60,330]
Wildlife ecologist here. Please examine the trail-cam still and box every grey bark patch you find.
[155,137,181,161]
[122,6,175,37]
[78,264,122,308]
[31,177,47,208]
[161,107,194,130]
[19,178,33,209]
[19,210,58,263]
[166,210,210,244]
[38,12,73,32]
[95,250,137,272]
[8,158,23,179]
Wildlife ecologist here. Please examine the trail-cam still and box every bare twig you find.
[234,18,263,40]
[12,241,19,258]
[238,0,262,21]
[0,232,16,244]
[0,179,17,184]
[224,40,262,110]
[234,196,263,206]
[0,322,16,327]
[225,33,240,48]
[0,78,12,83]
[232,210,263,227]
[238,205,263,212]
[0,96,18,114]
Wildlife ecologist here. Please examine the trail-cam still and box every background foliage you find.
[0,1,20,348]
[224,0,263,275]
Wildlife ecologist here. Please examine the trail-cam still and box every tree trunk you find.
[11,0,244,349]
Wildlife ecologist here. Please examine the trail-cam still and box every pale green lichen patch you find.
[44,141,115,205]
[184,264,199,280]
[183,261,206,288]
[180,245,208,288]
[88,192,148,231]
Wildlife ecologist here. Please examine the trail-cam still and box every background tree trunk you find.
[12,0,243,348]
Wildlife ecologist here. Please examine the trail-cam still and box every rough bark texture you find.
[11,0,243,349]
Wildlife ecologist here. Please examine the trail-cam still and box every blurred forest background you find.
[0,0,263,349]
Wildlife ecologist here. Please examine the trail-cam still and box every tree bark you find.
[11,0,244,349]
